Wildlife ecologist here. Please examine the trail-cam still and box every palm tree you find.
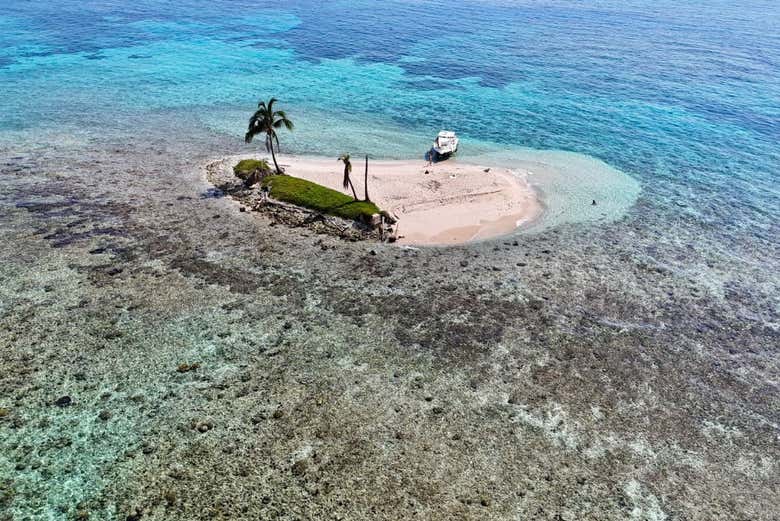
[245,98,294,175]
[338,154,359,200]
[363,154,370,202]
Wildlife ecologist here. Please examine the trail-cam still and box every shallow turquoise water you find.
[1,0,778,236]
[1,2,779,519]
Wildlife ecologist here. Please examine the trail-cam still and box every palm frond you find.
[245,98,293,161]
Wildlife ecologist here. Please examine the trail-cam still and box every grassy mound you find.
[262,175,381,222]
[233,159,271,181]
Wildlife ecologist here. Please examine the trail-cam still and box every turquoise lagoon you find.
[1,1,779,519]
[1,0,778,235]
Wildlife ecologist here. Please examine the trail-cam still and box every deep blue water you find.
[1,0,779,240]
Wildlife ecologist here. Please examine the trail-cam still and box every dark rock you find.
[291,459,308,476]
[460,260,469,267]
[163,491,177,506]
[176,362,200,373]
[98,410,112,421]
[54,396,72,408]
[194,420,213,433]
[105,267,123,276]
[53,437,72,449]
[103,329,123,340]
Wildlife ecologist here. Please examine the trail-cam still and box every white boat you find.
[432,130,459,158]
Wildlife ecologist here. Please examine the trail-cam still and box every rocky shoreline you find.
[204,157,389,242]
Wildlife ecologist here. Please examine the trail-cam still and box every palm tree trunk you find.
[268,132,282,175]
[364,155,370,202]
[269,139,282,175]
[348,179,359,201]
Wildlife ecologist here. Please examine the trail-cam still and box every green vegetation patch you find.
[233,159,271,181]
[262,175,381,222]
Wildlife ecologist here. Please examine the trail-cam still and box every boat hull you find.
[431,130,459,161]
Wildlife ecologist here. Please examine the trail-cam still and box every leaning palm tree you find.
[337,154,359,200]
[244,98,294,175]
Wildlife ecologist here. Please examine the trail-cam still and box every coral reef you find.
[0,118,777,520]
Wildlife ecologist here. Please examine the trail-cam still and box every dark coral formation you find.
[0,117,777,520]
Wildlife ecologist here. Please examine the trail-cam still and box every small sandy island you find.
[271,155,541,245]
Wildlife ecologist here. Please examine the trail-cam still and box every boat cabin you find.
[432,130,459,158]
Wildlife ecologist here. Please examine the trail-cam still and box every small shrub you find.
[233,159,271,186]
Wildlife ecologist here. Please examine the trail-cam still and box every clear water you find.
[2,0,778,234]
[1,1,779,519]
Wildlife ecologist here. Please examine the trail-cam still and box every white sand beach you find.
[273,155,542,245]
